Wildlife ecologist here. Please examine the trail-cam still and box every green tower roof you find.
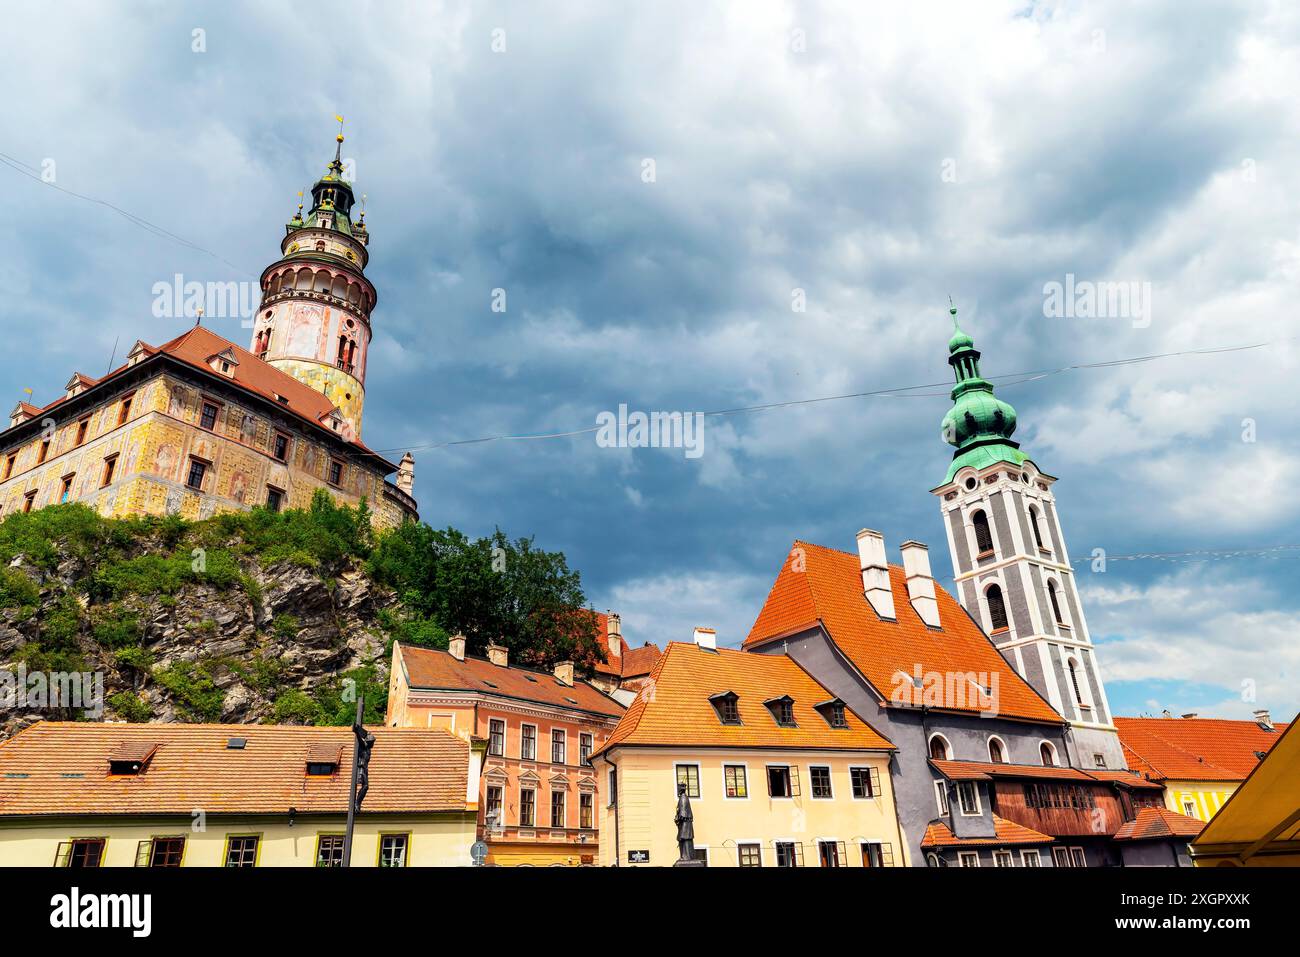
[939,305,1025,483]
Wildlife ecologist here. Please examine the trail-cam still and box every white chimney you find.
[554,660,575,686]
[692,627,717,650]
[1253,709,1272,729]
[607,613,622,658]
[487,642,509,667]
[900,540,941,629]
[856,529,896,620]
[448,634,466,661]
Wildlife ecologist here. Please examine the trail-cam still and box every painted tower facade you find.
[931,308,1125,770]
[250,130,375,440]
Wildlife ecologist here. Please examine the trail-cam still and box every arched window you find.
[1067,659,1088,709]
[972,510,994,555]
[988,737,1006,763]
[1029,505,1046,550]
[985,584,1008,632]
[928,734,951,761]
[1040,741,1057,766]
[1048,580,1065,625]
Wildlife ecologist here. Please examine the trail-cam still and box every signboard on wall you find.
[627,849,649,863]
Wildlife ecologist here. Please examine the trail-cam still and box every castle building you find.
[931,308,1121,769]
[0,133,418,528]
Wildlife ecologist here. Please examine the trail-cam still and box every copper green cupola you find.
[939,305,1026,483]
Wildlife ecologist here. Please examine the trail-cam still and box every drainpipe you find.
[607,756,620,867]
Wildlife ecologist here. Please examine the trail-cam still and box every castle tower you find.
[931,306,1125,770]
[251,125,375,440]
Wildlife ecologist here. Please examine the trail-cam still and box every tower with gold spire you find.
[932,306,1125,770]
[250,120,374,440]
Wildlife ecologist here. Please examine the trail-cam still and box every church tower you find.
[251,126,375,441]
[932,307,1125,770]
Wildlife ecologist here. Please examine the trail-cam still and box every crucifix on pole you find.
[341,693,375,867]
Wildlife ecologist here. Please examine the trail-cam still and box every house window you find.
[520,724,536,760]
[224,835,258,867]
[551,729,566,764]
[818,841,843,868]
[580,732,593,766]
[1182,798,1197,817]
[607,768,618,807]
[579,792,594,830]
[956,781,981,816]
[488,719,505,756]
[315,834,345,867]
[850,766,879,799]
[985,584,1008,632]
[379,834,407,867]
[767,696,796,727]
[958,851,981,868]
[185,458,207,491]
[972,509,994,555]
[75,418,89,446]
[675,764,701,799]
[1052,847,1072,867]
[1048,580,1065,625]
[810,765,833,799]
[1021,849,1042,867]
[861,842,893,867]
[485,786,503,826]
[3,453,15,479]
[711,691,740,725]
[118,393,134,425]
[58,838,105,868]
[1040,741,1057,766]
[1093,753,1106,769]
[767,765,797,798]
[928,734,951,761]
[327,459,343,486]
[519,788,536,828]
[827,701,847,728]
[988,737,1006,763]
[692,847,709,866]
[265,487,284,512]
[550,790,566,828]
[935,781,950,815]
[1070,847,1087,867]
[59,474,74,503]
[272,432,289,461]
[724,764,748,798]
[775,842,803,868]
[994,850,1014,867]
[199,402,219,431]
[101,455,117,488]
[739,843,762,868]
[37,439,49,464]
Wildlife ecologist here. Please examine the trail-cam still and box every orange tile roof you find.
[596,642,894,754]
[931,759,1163,789]
[921,815,1053,848]
[1114,807,1205,842]
[1114,716,1288,783]
[0,722,470,817]
[397,643,624,719]
[745,540,1062,724]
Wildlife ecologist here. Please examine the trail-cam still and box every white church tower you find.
[931,307,1125,770]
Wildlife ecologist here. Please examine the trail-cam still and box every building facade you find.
[0,722,481,867]
[591,634,903,868]
[931,308,1122,770]
[386,637,625,866]
[0,133,417,528]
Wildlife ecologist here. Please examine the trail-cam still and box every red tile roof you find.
[397,642,624,719]
[745,540,1062,723]
[931,759,1163,789]
[1114,807,1205,842]
[0,722,471,816]
[921,815,1053,848]
[1114,716,1288,783]
[589,611,663,681]
[596,641,894,753]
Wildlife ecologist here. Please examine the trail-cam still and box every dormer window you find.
[709,691,741,726]
[764,695,797,728]
[305,743,342,776]
[814,698,848,729]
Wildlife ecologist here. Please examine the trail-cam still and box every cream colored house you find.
[590,632,904,867]
[0,722,482,867]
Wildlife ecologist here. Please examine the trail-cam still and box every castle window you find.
[75,417,90,447]
[59,474,75,503]
[1048,580,1066,626]
[37,440,49,464]
[985,584,1008,632]
[185,458,207,491]
[23,490,36,513]
[972,510,994,556]
[101,455,117,488]
[118,393,134,425]
[1068,659,1089,710]
[265,486,284,513]
[1029,505,1046,550]
[3,453,14,480]
[272,432,289,462]
[327,459,343,486]
[199,402,219,431]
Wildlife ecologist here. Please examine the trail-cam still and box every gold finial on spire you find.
[358,192,367,224]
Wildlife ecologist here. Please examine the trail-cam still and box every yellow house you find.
[0,722,482,867]
[1115,714,1289,823]
[1192,719,1300,867]
[589,631,904,867]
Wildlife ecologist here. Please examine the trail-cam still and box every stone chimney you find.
[554,660,575,686]
[900,541,941,628]
[1254,709,1273,729]
[693,627,717,650]
[487,642,509,667]
[607,612,622,659]
[448,634,466,661]
[396,452,415,495]
[856,529,896,620]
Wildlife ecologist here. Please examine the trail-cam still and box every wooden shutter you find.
[788,766,801,796]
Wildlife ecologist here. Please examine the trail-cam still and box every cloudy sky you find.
[2,0,1297,721]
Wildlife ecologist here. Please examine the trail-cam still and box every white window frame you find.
[993,850,1014,867]
[487,718,506,757]
[1020,849,1042,867]
[1039,740,1059,767]
[848,765,878,800]
[927,733,952,761]
[958,851,981,868]
[956,780,982,817]
[520,723,537,762]
[1052,846,1071,867]
[934,780,950,815]
[1069,846,1086,867]
[809,765,834,800]
[550,727,567,765]
[766,763,795,800]
[987,735,1008,763]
